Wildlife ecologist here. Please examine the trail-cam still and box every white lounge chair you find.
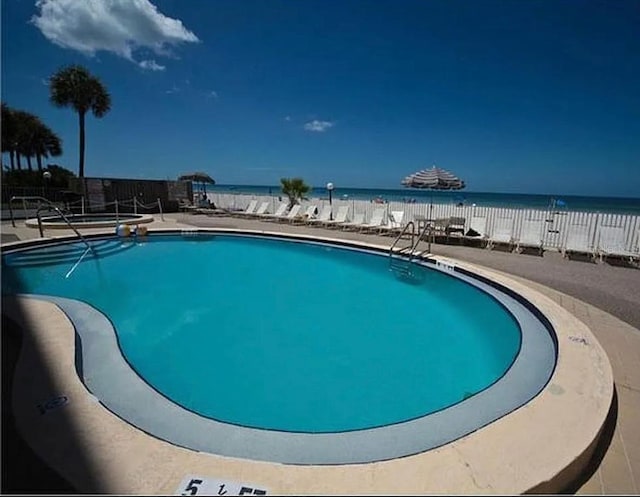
[562,224,596,260]
[597,225,639,264]
[464,216,489,246]
[284,204,302,223]
[307,205,333,226]
[322,205,349,228]
[292,205,318,224]
[487,217,514,250]
[248,201,269,218]
[262,203,288,221]
[360,208,386,233]
[379,211,405,236]
[341,212,365,231]
[234,199,258,217]
[515,219,545,255]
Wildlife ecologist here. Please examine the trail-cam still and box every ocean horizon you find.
[206,184,640,215]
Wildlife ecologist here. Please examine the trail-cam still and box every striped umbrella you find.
[401,165,465,190]
[401,165,466,250]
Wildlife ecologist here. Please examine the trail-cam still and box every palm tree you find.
[280,177,311,209]
[49,65,111,178]
[1,103,17,170]
[32,122,63,171]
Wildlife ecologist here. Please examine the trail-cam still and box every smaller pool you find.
[25,213,154,229]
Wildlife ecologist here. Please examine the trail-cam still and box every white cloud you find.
[31,0,199,70]
[165,85,180,94]
[207,90,218,99]
[284,115,292,121]
[139,59,165,71]
[303,120,334,132]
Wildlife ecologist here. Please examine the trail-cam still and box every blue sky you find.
[2,0,639,196]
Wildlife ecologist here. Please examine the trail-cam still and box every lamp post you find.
[326,182,334,220]
[43,170,52,201]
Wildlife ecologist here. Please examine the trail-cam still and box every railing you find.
[9,196,94,256]
[207,193,640,253]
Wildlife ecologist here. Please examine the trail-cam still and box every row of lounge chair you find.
[197,200,639,263]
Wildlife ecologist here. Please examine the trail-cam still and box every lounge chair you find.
[292,205,318,224]
[487,217,514,250]
[247,201,270,218]
[446,216,466,241]
[283,204,302,223]
[321,205,349,228]
[464,216,489,246]
[360,208,386,233]
[379,211,405,236]
[341,212,365,231]
[262,203,288,221]
[561,223,596,260]
[308,205,333,226]
[234,199,258,217]
[596,225,639,264]
[515,219,545,255]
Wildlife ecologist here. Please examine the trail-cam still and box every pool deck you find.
[2,212,639,494]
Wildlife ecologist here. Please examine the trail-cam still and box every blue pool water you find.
[2,235,521,433]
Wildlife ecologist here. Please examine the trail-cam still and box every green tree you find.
[49,65,111,178]
[3,107,63,172]
[1,103,17,170]
[280,177,311,209]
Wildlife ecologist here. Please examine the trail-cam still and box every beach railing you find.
[206,193,640,253]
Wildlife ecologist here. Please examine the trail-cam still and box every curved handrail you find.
[388,221,415,260]
[9,196,94,254]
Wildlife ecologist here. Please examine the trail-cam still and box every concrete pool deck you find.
[2,213,639,494]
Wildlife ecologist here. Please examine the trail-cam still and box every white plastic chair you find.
[464,216,488,246]
[284,204,302,223]
[597,225,639,263]
[248,201,269,218]
[308,205,333,226]
[262,203,288,221]
[515,219,545,254]
[562,224,595,259]
[487,216,514,250]
[235,199,258,217]
[360,208,386,233]
[379,211,405,236]
[292,205,318,224]
[341,212,365,231]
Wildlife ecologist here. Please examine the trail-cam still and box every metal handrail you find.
[388,221,415,261]
[9,196,94,254]
[388,218,436,275]
[408,219,434,264]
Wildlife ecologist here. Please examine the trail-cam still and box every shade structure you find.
[401,165,466,252]
[178,172,216,184]
[178,172,216,195]
[401,165,465,190]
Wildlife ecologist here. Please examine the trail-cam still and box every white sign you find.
[175,476,268,496]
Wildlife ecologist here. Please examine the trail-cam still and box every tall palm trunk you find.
[26,156,33,171]
[9,150,15,170]
[78,110,86,178]
[16,152,22,170]
[37,154,43,171]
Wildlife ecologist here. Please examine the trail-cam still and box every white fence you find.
[208,193,640,253]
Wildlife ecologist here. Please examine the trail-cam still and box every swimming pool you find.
[24,213,154,229]
[1,232,557,464]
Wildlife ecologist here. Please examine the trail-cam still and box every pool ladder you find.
[388,221,433,279]
[9,196,96,278]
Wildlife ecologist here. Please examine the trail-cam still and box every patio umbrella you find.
[178,172,216,195]
[401,165,466,250]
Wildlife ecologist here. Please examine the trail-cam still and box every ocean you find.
[206,184,640,215]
